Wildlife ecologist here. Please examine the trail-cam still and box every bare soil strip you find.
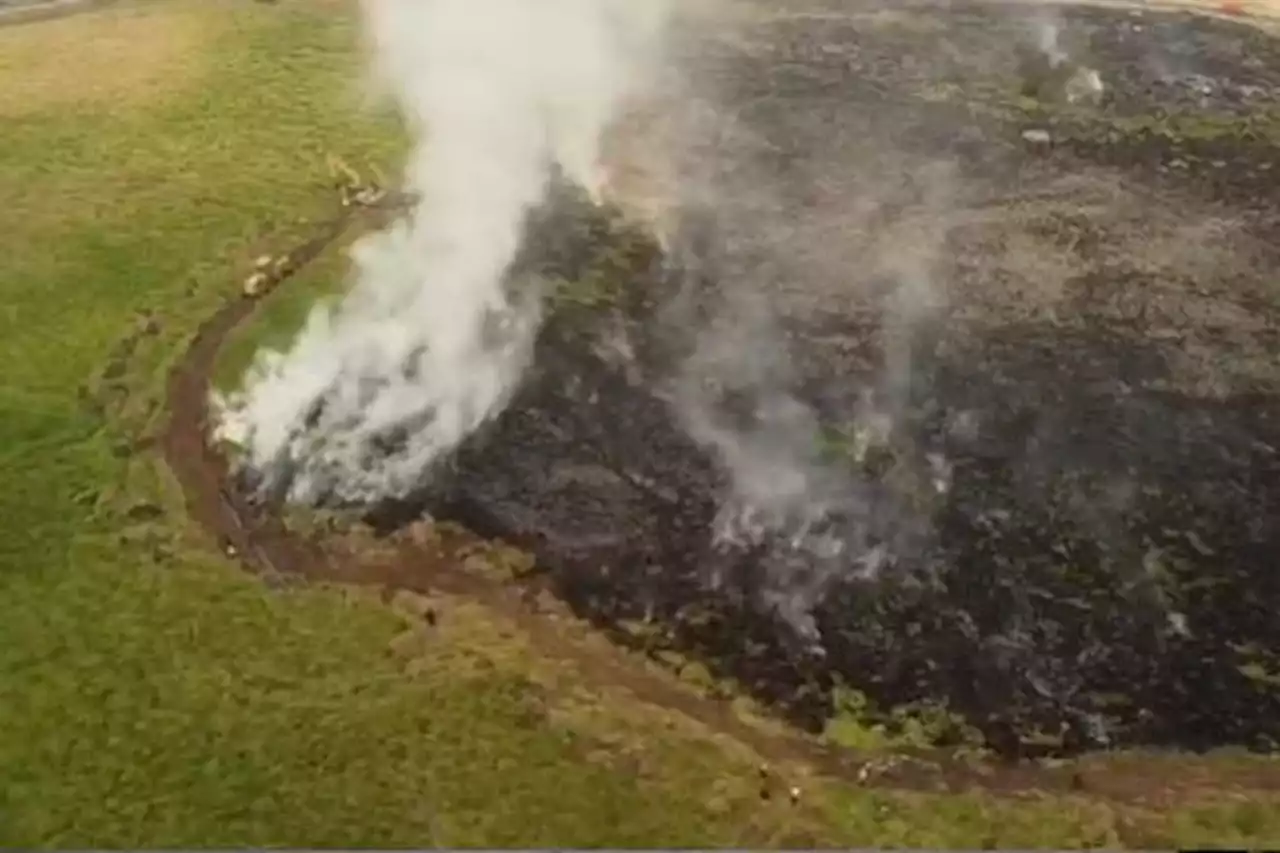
[165,199,1117,797]
[162,200,1280,804]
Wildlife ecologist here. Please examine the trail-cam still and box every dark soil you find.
[168,199,1037,798]
[406,1,1280,757]
[166,199,1280,801]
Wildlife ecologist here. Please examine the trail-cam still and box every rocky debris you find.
[328,152,389,209]
[1063,66,1105,105]
[341,185,388,208]
[241,251,298,299]
[242,271,270,298]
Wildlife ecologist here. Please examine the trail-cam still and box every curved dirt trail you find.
[161,204,1280,807]
[163,203,1108,799]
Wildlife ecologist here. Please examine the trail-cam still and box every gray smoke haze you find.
[212,0,1177,652]
[599,14,965,643]
[214,0,671,503]
[1030,4,1071,67]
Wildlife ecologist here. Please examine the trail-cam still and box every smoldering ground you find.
[427,2,1280,753]
[220,0,1280,755]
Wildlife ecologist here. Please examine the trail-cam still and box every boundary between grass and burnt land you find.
[163,196,1116,802]
[156,0,1280,809]
[160,195,1280,809]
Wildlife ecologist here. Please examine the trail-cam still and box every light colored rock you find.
[1021,128,1052,145]
[1064,66,1105,105]
[243,271,269,297]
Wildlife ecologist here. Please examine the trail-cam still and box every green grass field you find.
[2,0,1279,847]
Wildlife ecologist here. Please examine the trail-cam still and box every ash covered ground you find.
[360,2,1280,755]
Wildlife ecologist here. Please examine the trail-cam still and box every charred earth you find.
[258,1,1280,758]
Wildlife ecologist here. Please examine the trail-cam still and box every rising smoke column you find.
[215,0,669,505]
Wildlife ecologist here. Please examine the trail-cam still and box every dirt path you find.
[162,204,1280,807]
[165,200,1121,798]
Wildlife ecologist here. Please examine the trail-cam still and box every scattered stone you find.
[1021,128,1052,145]
[353,186,387,207]
[243,271,270,298]
[1064,67,1104,105]
[788,785,801,805]
[253,254,273,270]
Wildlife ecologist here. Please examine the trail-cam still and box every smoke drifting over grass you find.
[214,0,670,504]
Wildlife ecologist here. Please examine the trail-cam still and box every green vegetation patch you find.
[2,1,1279,848]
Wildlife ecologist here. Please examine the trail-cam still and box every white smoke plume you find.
[1030,5,1070,69]
[215,0,670,504]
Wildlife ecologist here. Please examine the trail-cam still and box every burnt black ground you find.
[365,2,1280,757]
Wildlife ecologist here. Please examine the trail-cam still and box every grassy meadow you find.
[0,0,1278,847]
